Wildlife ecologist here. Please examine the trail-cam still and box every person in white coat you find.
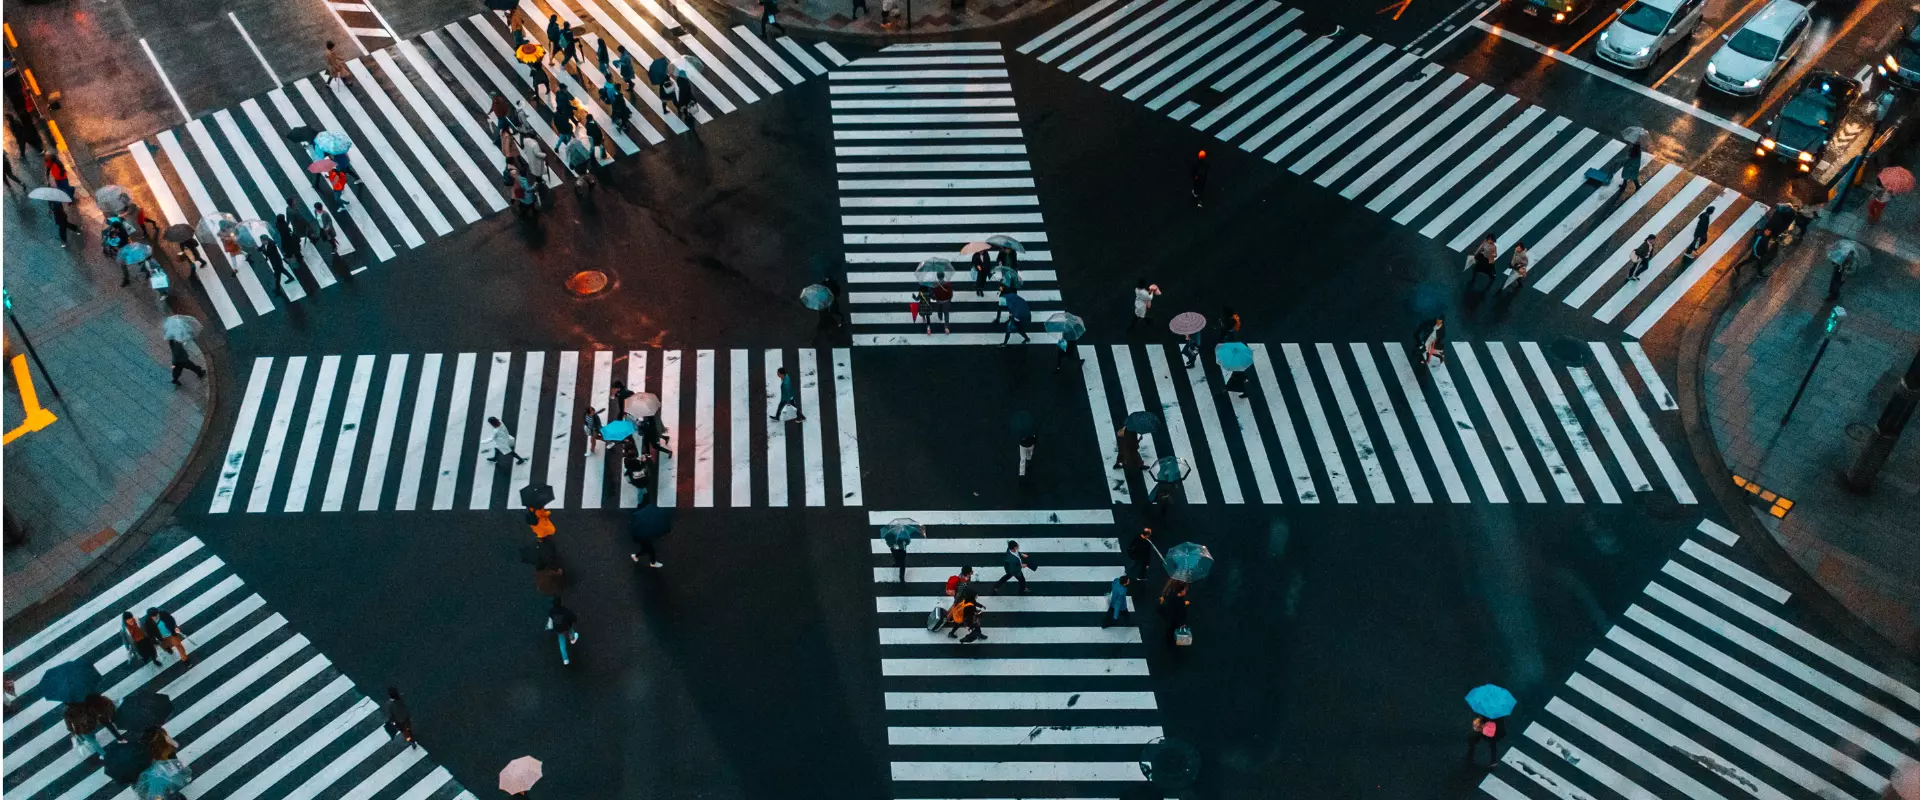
[484,417,528,464]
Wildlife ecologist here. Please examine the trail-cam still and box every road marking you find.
[430,353,476,510]
[139,38,191,121]
[1186,347,1242,504]
[1452,345,1545,503]
[1590,343,1695,503]
[659,350,683,507]
[1081,353,1127,504]
[1348,343,1430,502]
[1482,343,1581,503]
[867,509,1113,525]
[1385,343,1470,503]
[694,349,716,507]
[763,350,787,507]
[832,348,863,506]
[546,352,579,508]
[1568,365,1652,493]
[283,355,341,513]
[1429,357,1507,503]
[358,354,408,511]
[229,12,282,86]
[393,354,441,511]
[264,89,388,259]
[621,351,648,508]
[1145,345,1209,504]
[731,350,752,507]
[469,353,511,510]
[247,357,307,513]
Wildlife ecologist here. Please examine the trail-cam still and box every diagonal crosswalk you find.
[1480,519,1920,800]
[1,538,478,800]
[1081,341,1693,506]
[130,0,844,331]
[865,509,1167,796]
[1025,0,1765,340]
[207,348,863,514]
[833,42,1068,347]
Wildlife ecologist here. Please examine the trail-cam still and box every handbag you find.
[1174,625,1193,646]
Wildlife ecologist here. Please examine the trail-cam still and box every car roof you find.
[1743,0,1809,36]
[1631,0,1684,12]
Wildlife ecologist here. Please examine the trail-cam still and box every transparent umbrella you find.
[1828,239,1868,270]
[1163,542,1212,582]
[800,283,834,310]
[237,219,272,248]
[625,392,662,418]
[914,256,952,287]
[880,518,923,549]
[991,264,1022,289]
[1153,455,1190,483]
[162,315,203,343]
[198,213,238,240]
[1045,311,1085,341]
[986,234,1025,253]
[94,185,132,215]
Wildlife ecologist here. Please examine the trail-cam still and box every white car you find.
[1704,0,1813,96]
[1596,0,1707,69]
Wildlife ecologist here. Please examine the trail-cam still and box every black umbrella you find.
[162,223,195,244]
[1123,411,1160,435]
[114,691,172,733]
[648,57,669,86]
[40,660,101,704]
[629,504,672,542]
[285,125,318,144]
[102,740,153,784]
[519,483,555,509]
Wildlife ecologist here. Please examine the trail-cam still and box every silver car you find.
[1596,0,1707,69]
[1704,0,1812,96]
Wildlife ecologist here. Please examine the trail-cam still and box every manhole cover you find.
[566,270,612,297]
[1548,337,1590,365]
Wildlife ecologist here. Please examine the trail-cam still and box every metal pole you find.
[1846,346,1920,492]
[1780,337,1830,426]
[5,309,60,398]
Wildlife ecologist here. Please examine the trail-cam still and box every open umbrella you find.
[103,740,154,784]
[991,264,1022,289]
[880,518,923,549]
[563,138,592,166]
[1828,239,1868,270]
[1168,311,1206,336]
[629,504,672,541]
[515,43,545,64]
[135,759,192,799]
[1153,455,1190,483]
[648,56,671,85]
[1465,684,1516,719]
[307,157,336,174]
[313,130,352,156]
[40,660,101,703]
[95,185,132,215]
[500,756,544,795]
[163,315,203,343]
[1878,165,1915,194]
[986,234,1025,253]
[625,392,662,418]
[1215,342,1253,372]
[600,419,638,442]
[162,223,195,244]
[914,256,952,287]
[669,54,703,78]
[1004,293,1030,322]
[119,242,154,266]
[237,219,272,248]
[28,187,72,203]
[1621,126,1648,144]
[198,214,238,241]
[1163,542,1213,582]
[114,691,173,733]
[1123,411,1159,434]
[519,483,555,510]
[960,241,992,256]
[800,283,834,310]
[1045,311,1085,341]
[285,125,318,144]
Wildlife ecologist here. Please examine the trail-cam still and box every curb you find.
[686,0,1075,46]
[1674,231,1920,671]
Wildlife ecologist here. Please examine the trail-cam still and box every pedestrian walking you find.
[65,700,111,760]
[554,84,574,119]
[1014,431,1039,478]
[490,91,515,136]
[176,236,207,269]
[546,597,580,665]
[1686,207,1713,255]
[1730,229,1778,278]
[484,417,529,464]
[761,0,788,38]
[499,126,522,171]
[384,687,416,745]
[512,168,539,219]
[1128,280,1160,330]
[44,152,72,195]
[885,525,910,582]
[1222,366,1250,398]
[881,0,900,29]
[970,248,991,295]
[581,407,604,457]
[312,203,338,253]
[49,201,81,246]
[820,275,847,329]
[628,502,667,567]
[852,0,868,17]
[1125,528,1155,580]
[168,340,205,385]
[545,14,563,62]
[526,506,557,540]
[909,289,931,333]
[1826,249,1857,302]
[275,214,304,269]
[994,540,1033,593]
[1867,183,1891,225]
[1054,338,1080,372]
[945,566,974,599]
[8,112,43,155]
[1618,138,1642,193]
[1101,575,1132,628]
[594,38,610,75]
[1466,714,1502,766]
[1415,317,1446,365]
[616,45,637,91]
[1180,332,1201,368]
[1500,242,1530,293]
[1191,150,1208,207]
[560,22,581,68]
[143,608,189,663]
[1159,582,1190,646]
[261,237,294,290]
[997,243,1019,272]
[606,84,633,131]
[323,42,354,89]
[1113,425,1143,472]
[3,154,20,189]
[1466,234,1498,289]
[1627,234,1655,281]
[121,611,159,665]
[931,282,953,334]
[325,168,351,213]
[1216,306,1241,342]
[1000,299,1031,346]
[943,596,986,642]
[769,366,804,422]
[990,284,1011,323]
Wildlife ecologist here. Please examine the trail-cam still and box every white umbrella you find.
[162,315,203,343]
[499,756,543,795]
[625,392,662,418]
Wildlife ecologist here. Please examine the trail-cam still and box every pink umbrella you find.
[307,158,337,174]
[1168,312,1207,336]
[499,756,543,794]
[1877,166,1914,194]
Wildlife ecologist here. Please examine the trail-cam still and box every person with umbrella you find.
[1124,527,1156,580]
[1465,684,1514,766]
[546,597,581,666]
[64,693,116,760]
[501,755,544,796]
[121,611,159,665]
[1114,412,1150,473]
[881,519,919,582]
[1216,343,1254,398]
[162,225,206,268]
[168,336,205,385]
[1000,291,1031,346]
[1149,457,1189,512]
[42,190,81,245]
[101,216,130,281]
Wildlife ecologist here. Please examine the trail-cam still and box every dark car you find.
[1878,14,1920,89]
[1757,71,1860,171]
[1506,0,1600,24]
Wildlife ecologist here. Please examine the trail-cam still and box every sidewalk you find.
[2,140,217,622]
[697,0,1070,40]
[1700,189,1920,658]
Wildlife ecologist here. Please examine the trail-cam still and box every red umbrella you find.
[1877,166,1914,194]
[307,158,336,174]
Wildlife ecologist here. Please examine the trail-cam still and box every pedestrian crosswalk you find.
[864,509,1166,797]
[1480,519,1920,799]
[1082,340,1692,505]
[1,537,477,800]
[1023,0,1763,339]
[207,347,863,514]
[130,0,841,331]
[832,43,1068,347]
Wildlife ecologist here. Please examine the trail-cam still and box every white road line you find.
[1249,343,1318,502]
[1428,357,1507,503]
[494,10,639,157]
[1082,352,1127,504]
[1225,367,1282,504]
[884,691,1154,710]
[265,88,389,259]
[1109,346,1161,482]
[889,762,1145,782]
[1521,721,1660,799]
[672,0,778,95]
[292,78,430,248]
[1698,518,1739,545]
[1292,64,1443,176]
[1392,105,1542,224]
[1020,0,1122,55]
[1544,695,1731,800]
[693,349,716,507]
[831,348,862,505]
[1085,0,1231,86]
[889,725,1161,745]
[229,12,281,86]
[1347,344,1429,502]
[1590,343,1694,503]
[283,355,341,512]
[1241,39,1388,154]
[371,50,506,211]
[621,351,648,508]
[128,143,243,328]
[1519,343,1618,504]
[533,1,668,144]
[469,352,512,510]
[209,109,331,290]
[799,348,826,506]
[882,656,1144,675]
[139,38,191,121]
[1279,343,1353,503]
[320,355,376,511]
[236,99,354,268]
[730,350,752,507]
[1482,343,1579,503]
[1492,142,1627,260]
[554,0,684,134]
[1679,539,1788,602]
[885,565,1121,583]
[1149,8,1294,110]
[876,627,1140,645]
[1185,353,1243,504]
[1535,164,1683,288]
[160,128,276,314]
[868,537,1118,554]
[546,352,579,508]
[195,115,307,303]
[1622,342,1676,410]
[1218,36,1341,141]
[869,509,1112,526]
[1570,668,1799,799]
[777,36,827,75]
[334,62,465,231]
[1383,343,1469,502]
[583,351,613,508]
[443,24,573,177]
[1452,345,1544,503]
[246,357,308,513]
[731,25,805,85]
[399,39,510,177]
[1453,128,1603,251]
[1040,0,1150,65]
[1595,187,1738,321]
[656,350,682,507]
[1127,1,1274,102]
[432,353,478,510]
[1566,175,1712,307]
[1567,365,1652,493]
[762,350,786,506]
[357,354,407,511]
[1268,52,1421,165]
[1315,343,1392,502]
[394,354,441,511]
[211,361,273,514]
[1345,84,1494,201]
[1422,116,1569,239]
[224,698,376,800]
[1192,31,1307,130]
[1144,346,1208,504]
[1627,202,1767,338]
[1317,73,1468,186]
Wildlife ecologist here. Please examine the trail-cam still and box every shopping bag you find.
[1174,625,1193,646]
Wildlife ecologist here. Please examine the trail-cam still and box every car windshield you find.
[1616,3,1674,35]
[1727,28,1782,61]
[1776,92,1837,144]
[1907,24,1920,45]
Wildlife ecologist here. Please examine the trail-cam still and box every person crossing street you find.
[993,540,1033,594]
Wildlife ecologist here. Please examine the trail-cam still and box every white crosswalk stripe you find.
[1480,520,1920,800]
[833,43,1067,347]
[1025,0,1767,339]
[122,0,823,330]
[0,538,479,800]
[1080,342,1694,506]
[863,509,1166,797]
[204,348,863,513]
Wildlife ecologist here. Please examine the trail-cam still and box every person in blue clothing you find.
[770,366,804,422]
[994,541,1033,593]
[1100,576,1132,628]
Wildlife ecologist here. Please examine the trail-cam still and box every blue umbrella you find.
[629,504,672,541]
[1466,684,1516,719]
[313,130,352,156]
[1163,542,1212,582]
[1214,342,1253,372]
[1123,411,1159,434]
[1004,293,1030,322]
[800,284,834,310]
[119,242,154,265]
[40,660,101,704]
[600,419,637,441]
[880,518,923,549]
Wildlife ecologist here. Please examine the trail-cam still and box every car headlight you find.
[1761,138,1777,149]
[1600,31,1610,42]
[1742,77,1763,88]
[1554,11,1565,20]
[1798,151,1814,163]
[1706,62,1719,75]
[1633,46,1652,57]
[1888,55,1901,72]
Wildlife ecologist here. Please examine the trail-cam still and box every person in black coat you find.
[1159,584,1190,646]
[1414,318,1446,365]
[1124,528,1155,580]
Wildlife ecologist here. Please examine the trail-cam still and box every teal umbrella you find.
[1163,542,1212,582]
[880,518,922,549]
[1215,342,1253,372]
[40,660,101,703]
[1466,684,1516,718]
[914,257,952,287]
[1045,312,1085,341]
[314,130,352,156]
[119,242,154,265]
[991,264,1022,289]
[1153,456,1189,483]
[987,234,1024,253]
[800,284,833,310]
[1123,411,1158,434]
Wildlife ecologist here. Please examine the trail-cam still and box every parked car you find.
[1704,0,1813,96]
[1757,70,1860,170]
[1596,0,1708,69]
[1877,13,1920,89]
